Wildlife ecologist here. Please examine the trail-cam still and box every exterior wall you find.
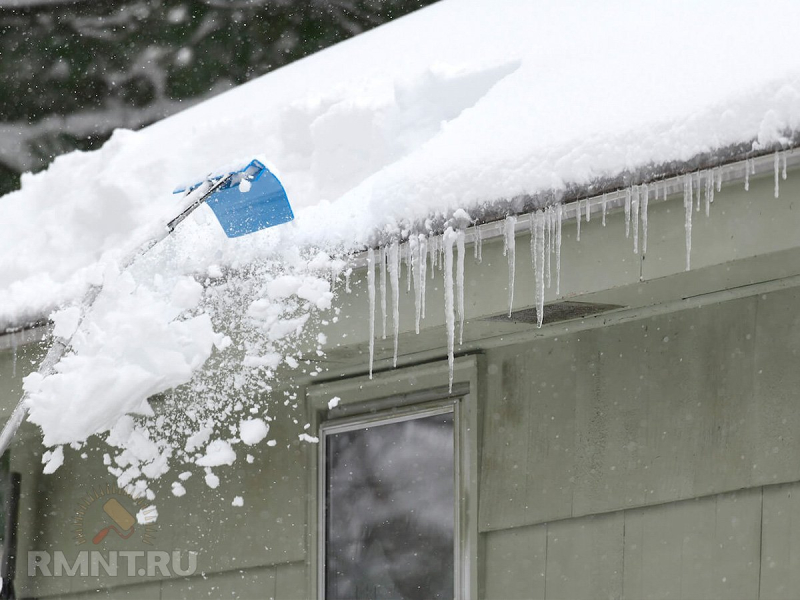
[479,285,800,599]
[1,164,799,598]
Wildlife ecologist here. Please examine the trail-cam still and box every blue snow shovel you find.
[0,160,293,456]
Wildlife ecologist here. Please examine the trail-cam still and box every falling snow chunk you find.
[299,433,319,443]
[239,418,269,445]
[232,496,244,507]
[367,247,376,378]
[171,482,186,497]
[42,446,64,474]
[205,471,220,489]
[504,216,517,316]
[388,242,400,368]
[327,396,341,409]
[196,439,237,467]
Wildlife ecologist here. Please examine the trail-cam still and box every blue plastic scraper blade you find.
[179,160,294,238]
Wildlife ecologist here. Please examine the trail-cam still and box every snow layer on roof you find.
[3,0,800,328]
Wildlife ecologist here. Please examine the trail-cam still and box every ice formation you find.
[503,216,517,317]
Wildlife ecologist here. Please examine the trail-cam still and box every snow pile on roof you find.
[3,0,800,494]
[4,0,800,330]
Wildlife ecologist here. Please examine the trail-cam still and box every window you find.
[322,405,455,600]
[310,356,478,600]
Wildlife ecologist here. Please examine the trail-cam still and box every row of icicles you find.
[356,151,790,389]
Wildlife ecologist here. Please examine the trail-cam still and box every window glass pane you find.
[325,411,454,600]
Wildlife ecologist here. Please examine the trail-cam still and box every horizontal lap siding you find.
[480,287,800,531]
[482,487,765,600]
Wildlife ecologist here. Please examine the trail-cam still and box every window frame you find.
[306,355,479,600]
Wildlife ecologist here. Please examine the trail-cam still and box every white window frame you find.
[306,355,479,600]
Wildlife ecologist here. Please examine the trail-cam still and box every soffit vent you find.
[483,301,623,326]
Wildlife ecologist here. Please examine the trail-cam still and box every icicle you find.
[456,230,465,345]
[631,186,640,254]
[388,242,400,367]
[529,216,538,289]
[641,183,649,256]
[534,210,546,327]
[745,159,750,191]
[775,152,780,198]
[624,188,632,238]
[575,201,582,242]
[380,246,387,339]
[411,237,421,334]
[555,203,563,296]
[406,242,412,293]
[545,206,553,289]
[782,152,787,180]
[473,226,481,261]
[429,235,438,279]
[601,194,607,226]
[704,172,712,217]
[344,268,353,293]
[419,235,428,320]
[443,228,456,391]
[715,167,722,192]
[695,172,702,212]
[663,180,668,201]
[11,334,17,378]
[585,199,591,222]
[683,174,693,271]
[367,248,376,378]
[503,216,517,316]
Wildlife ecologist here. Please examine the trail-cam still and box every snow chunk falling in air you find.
[196,440,237,467]
[42,446,64,474]
[239,419,269,446]
[232,496,244,507]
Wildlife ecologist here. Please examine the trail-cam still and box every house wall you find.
[1,164,800,598]
[479,286,800,600]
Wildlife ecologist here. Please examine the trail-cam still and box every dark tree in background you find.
[0,0,438,196]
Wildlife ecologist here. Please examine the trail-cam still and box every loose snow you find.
[239,418,269,446]
[2,0,800,501]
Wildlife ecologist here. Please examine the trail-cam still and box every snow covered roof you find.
[3,0,800,330]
